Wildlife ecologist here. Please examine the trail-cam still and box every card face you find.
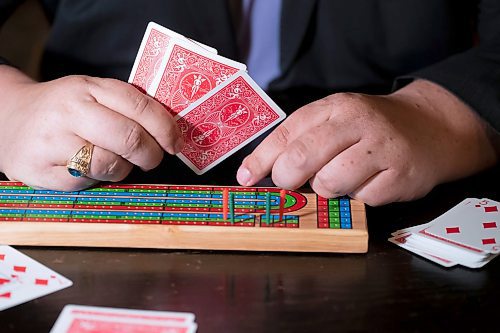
[0,271,20,294]
[424,198,500,254]
[390,199,476,237]
[50,305,196,333]
[389,198,500,269]
[148,38,246,116]
[128,22,217,92]
[175,71,286,175]
[0,245,72,311]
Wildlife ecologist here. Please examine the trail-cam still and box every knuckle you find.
[123,123,144,155]
[285,141,310,168]
[99,159,121,178]
[102,77,123,87]
[132,92,152,116]
[309,180,328,198]
[60,75,97,103]
[313,172,339,196]
[105,160,130,181]
[321,92,362,108]
[327,92,376,121]
[353,192,386,207]
[66,75,94,91]
[92,155,132,181]
[272,124,291,148]
[352,182,395,206]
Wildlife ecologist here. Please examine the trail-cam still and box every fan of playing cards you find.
[129,22,286,175]
[390,198,500,268]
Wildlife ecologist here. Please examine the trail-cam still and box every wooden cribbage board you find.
[0,181,368,253]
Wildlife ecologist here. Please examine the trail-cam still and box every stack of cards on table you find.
[0,245,72,311]
[129,22,286,174]
[389,198,500,268]
[50,305,197,333]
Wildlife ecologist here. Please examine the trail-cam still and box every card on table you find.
[128,21,217,93]
[388,232,457,267]
[403,229,491,268]
[147,37,246,116]
[389,198,500,268]
[0,245,72,311]
[423,198,500,254]
[174,70,286,175]
[50,305,197,333]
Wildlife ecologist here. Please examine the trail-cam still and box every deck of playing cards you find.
[50,305,197,333]
[0,245,72,311]
[129,22,286,175]
[389,198,500,268]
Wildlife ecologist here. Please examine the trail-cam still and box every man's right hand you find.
[0,66,183,191]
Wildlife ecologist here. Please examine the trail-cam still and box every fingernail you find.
[237,167,252,186]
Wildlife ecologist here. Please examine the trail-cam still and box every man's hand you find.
[0,66,183,191]
[237,80,498,206]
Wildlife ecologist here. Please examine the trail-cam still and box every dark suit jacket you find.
[1,0,499,181]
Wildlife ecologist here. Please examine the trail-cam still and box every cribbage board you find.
[0,181,368,253]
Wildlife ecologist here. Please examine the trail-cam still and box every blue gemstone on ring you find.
[68,168,83,177]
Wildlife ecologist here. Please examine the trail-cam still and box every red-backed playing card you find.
[175,71,286,175]
[50,305,197,333]
[51,316,196,333]
[148,38,246,116]
[128,22,217,93]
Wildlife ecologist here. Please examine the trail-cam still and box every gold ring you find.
[66,142,94,177]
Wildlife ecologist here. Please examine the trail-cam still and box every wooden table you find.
[0,166,499,332]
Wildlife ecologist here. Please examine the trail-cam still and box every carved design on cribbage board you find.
[0,182,368,253]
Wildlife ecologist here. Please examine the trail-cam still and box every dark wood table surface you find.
[0,165,499,333]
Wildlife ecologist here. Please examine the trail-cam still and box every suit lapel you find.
[280,0,317,73]
[184,0,238,59]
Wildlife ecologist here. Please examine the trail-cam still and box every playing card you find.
[0,245,72,311]
[175,71,286,175]
[423,198,500,254]
[50,315,197,333]
[50,305,196,333]
[404,232,493,268]
[129,21,217,93]
[389,198,500,268]
[391,222,432,237]
[148,37,246,116]
[54,304,195,323]
[388,232,457,267]
[391,198,475,237]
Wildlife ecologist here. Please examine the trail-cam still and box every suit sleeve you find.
[0,0,26,26]
[0,0,29,66]
[395,0,500,132]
